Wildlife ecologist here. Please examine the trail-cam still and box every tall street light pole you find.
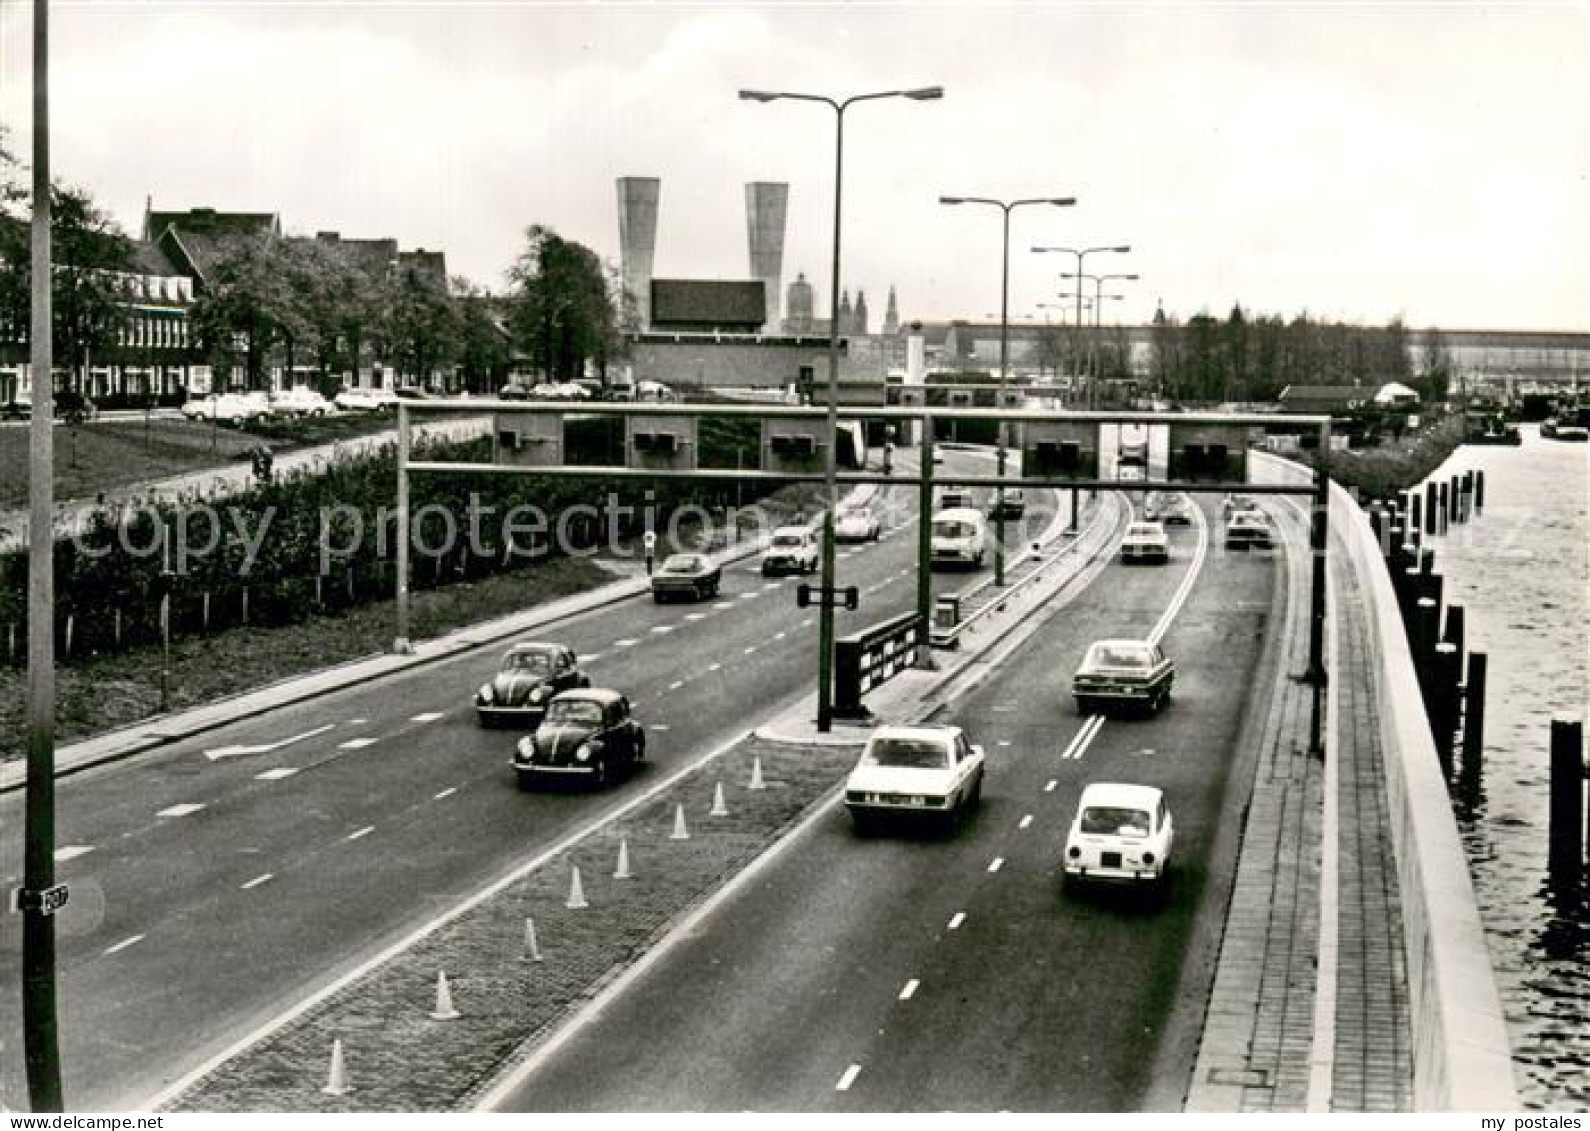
[1062,271,1139,397]
[1032,244,1130,407]
[939,195,1074,586]
[740,84,943,734]
[24,0,66,1111]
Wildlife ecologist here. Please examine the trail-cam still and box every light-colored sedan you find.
[1063,782,1175,890]
[835,506,882,543]
[844,724,985,833]
[270,386,333,417]
[1120,521,1169,565]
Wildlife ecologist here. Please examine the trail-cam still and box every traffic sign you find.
[11,884,69,916]
[797,584,859,611]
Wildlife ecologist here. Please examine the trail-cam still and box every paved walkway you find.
[1187,506,1412,1111]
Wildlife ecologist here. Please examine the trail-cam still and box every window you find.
[866,737,950,769]
[1081,807,1151,836]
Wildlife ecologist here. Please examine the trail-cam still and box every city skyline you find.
[0,2,1585,331]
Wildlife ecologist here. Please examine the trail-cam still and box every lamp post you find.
[740,84,943,734]
[1060,271,1138,397]
[939,194,1074,585]
[1032,244,1130,407]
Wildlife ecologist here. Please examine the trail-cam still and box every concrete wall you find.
[1253,452,1517,1110]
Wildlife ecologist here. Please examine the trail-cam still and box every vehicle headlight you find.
[478,683,494,703]
[530,686,546,703]
[575,742,593,762]
[516,737,535,760]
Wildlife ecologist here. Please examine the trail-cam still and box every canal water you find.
[1421,424,1589,1110]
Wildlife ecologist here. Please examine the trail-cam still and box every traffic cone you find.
[321,1038,350,1096]
[710,782,729,816]
[748,757,766,790]
[614,837,632,879]
[429,971,460,1021]
[670,803,690,840]
[565,865,588,909]
[523,917,543,963]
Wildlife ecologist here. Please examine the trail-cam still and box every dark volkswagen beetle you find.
[512,688,646,789]
[475,642,588,728]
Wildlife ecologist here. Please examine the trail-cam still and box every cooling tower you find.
[617,177,661,330]
[745,182,789,332]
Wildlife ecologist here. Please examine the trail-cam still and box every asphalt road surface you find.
[0,451,1063,1111]
[488,494,1283,1112]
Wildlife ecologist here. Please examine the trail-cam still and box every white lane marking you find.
[54,845,94,862]
[1019,815,1033,830]
[763,581,782,590]
[1045,780,1057,792]
[347,826,374,841]
[739,592,759,600]
[205,723,336,762]
[578,653,602,663]
[712,602,734,611]
[255,767,300,781]
[1060,715,1106,760]
[836,1064,862,1092]
[349,717,368,725]
[668,680,684,691]
[1147,494,1210,647]
[708,662,722,672]
[650,625,674,635]
[241,873,274,890]
[410,711,445,723]
[744,646,758,655]
[800,617,814,628]
[987,857,1004,873]
[157,803,205,818]
[652,724,671,732]
[997,740,1012,747]
[948,912,966,931]
[685,613,707,621]
[614,638,641,648]
[899,979,920,1001]
[338,738,377,750]
[774,631,787,641]
[104,934,145,956]
[434,787,458,801]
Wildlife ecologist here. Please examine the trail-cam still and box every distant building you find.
[854,290,870,336]
[883,286,899,336]
[649,280,767,334]
[785,272,815,334]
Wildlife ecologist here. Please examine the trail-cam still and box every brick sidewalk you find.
[1187,517,1412,1112]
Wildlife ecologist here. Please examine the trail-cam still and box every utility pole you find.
[23,0,67,1110]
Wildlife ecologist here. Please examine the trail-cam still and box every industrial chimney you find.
[745,182,789,332]
[617,177,661,331]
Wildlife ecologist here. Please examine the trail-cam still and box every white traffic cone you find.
[670,803,690,840]
[565,865,588,909]
[321,1038,350,1096]
[614,837,632,879]
[429,971,460,1021]
[710,782,729,817]
[748,757,766,790]
[523,917,543,963]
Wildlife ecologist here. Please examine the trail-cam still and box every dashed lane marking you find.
[987,857,1004,873]
[434,787,458,801]
[1019,815,1033,830]
[241,873,274,890]
[652,724,670,732]
[54,845,94,863]
[712,602,734,611]
[410,712,445,723]
[349,717,368,725]
[800,618,814,628]
[744,646,758,655]
[156,803,205,819]
[836,1065,862,1092]
[685,613,707,621]
[1045,780,1057,792]
[708,662,722,672]
[578,653,602,663]
[338,738,377,750]
[256,768,300,781]
[774,631,787,641]
[668,680,684,691]
[650,626,674,635]
[614,639,641,648]
[899,979,920,1001]
[739,592,759,600]
[763,581,782,590]
[948,912,966,931]
[997,740,1012,747]
[103,935,144,956]
[347,826,374,841]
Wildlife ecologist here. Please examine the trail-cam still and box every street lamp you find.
[1032,244,1130,406]
[1061,271,1139,395]
[939,194,1074,585]
[740,84,943,734]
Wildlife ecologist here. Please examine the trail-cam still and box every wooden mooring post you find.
[1459,652,1487,792]
[1548,719,1585,884]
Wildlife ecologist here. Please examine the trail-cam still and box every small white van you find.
[930,507,988,569]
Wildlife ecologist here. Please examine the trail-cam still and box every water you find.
[1421,425,1589,1110]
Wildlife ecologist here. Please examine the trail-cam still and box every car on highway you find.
[935,487,977,511]
[512,688,645,789]
[835,505,882,543]
[1063,782,1175,891]
[1120,521,1170,565]
[1072,638,1175,715]
[269,386,334,417]
[930,507,987,570]
[475,642,589,727]
[1222,493,1259,517]
[989,487,1026,518]
[1224,509,1274,551]
[1147,494,1193,526]
[650,552,722,602]
[762,526,819,576]
[844,724,985,833]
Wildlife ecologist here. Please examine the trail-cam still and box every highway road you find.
[487,494,1285,1111]
[0,452,1063,1111]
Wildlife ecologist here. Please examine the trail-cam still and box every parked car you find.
[269,386,333,417]
[930,507,987,570]
[762,526,819,576]
[187,391,269,424]
[989,487,1026,518]
[650,552,722,602]
[1,394,31,421]
[1063,782,1175,891]
[835,505,882,543]
[512,688,645,789]
[334,387,398,412]
[393,386,431,401]
[475,642,589,728]
[844,724,985,833]
[1120,521,1170,565]
[1224,510,1274,551]
[499,383,530,401]
[1072,638,1175,716]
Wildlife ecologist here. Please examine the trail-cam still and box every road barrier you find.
[833,610,925,720]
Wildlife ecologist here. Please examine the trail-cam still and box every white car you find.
[844,724,985,832]
[185,392,270,423]
[1120,521,1169,564]
[270,386,333,417]
[334,387,397,412]
[930,507,987,569]
[1063,782,1175,890]
[761,526,819,576]
[835,506,881,543]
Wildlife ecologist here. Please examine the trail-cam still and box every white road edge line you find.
[1147,493,1209,647]
[241,873,273,890]
[434,787,458,801]
[987,857,1004,873]
[346,826,374,841]
[899,979,920,1001]
[1018,815,1033,830]
[103,934,145,956]
[836,1064,862,1092]
[948,912,966,930]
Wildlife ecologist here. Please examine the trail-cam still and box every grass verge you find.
[1297,411,1467,501]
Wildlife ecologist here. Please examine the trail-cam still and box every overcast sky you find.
[1,2,1586,331]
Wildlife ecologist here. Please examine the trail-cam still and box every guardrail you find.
[833,611,925,720]
[1251,451,1517,1110]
